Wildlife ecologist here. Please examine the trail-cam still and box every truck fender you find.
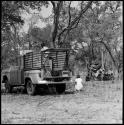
[2,75,8,83]
[25,77,32,86]
[24,70,41,84]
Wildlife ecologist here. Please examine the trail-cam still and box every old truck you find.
[1,48,73,95]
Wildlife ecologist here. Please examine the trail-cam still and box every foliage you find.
[1,1,123,76]
[1,29,19,69]
[2,1,48,32]
[48,1,93,47]
[68,1,122,73]
[1,1,49,69]
[30,24,52,49]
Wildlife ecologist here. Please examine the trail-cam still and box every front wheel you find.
[48,85,57,94]
[5,80,12,93]
[55,84,66,94]
[26,80,36,95]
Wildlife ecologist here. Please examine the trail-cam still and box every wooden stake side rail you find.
[24,51,68,71]
[24,51,42,70]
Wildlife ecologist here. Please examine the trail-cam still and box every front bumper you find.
[37,80,73,84]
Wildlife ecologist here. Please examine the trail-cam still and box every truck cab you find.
[1,48,73,95]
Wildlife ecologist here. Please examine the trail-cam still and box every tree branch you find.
[115,1,121,11]
[70,1,92,27]
[68,1,72,26]
[99,39,118,70]
[58,1,93,40]
[51,1,55,10]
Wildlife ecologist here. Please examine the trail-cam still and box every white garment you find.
[108,70,113,74]
[41,46,48,51]
[95,70,99,77]
[75,78,83,91]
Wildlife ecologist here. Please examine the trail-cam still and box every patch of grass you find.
[2,118,12,124]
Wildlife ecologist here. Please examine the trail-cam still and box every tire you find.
[55,84,66,94]
[5,80,12,93]
[48,85,57,94]
[23,86,27,94]
[26,80,36,95]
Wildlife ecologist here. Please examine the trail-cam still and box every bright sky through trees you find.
[20,1,79,33]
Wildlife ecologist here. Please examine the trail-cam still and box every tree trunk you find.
[50,1,63,48]
[101,41,118,69]
[101,41,119,79]
[50,25,55,48]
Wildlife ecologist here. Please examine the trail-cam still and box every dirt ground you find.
[1,80,123,124]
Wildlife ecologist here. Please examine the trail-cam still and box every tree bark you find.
[57,1,93,47]
[57,1,92,41]
[50,1,63,48]
[100,40,119,79]
[101,41,117,69]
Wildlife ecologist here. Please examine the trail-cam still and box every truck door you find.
[17,56,24,85]
[10,69,18,85]
[17,69,24,85]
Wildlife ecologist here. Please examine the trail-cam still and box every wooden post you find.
[85,57,89,75]
[101,45,104,81]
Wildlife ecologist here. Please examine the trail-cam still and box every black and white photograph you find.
[1,1,123,124]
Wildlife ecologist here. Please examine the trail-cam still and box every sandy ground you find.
[1,80,123,124]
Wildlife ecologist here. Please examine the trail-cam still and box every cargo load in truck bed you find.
[24,48,69,71]
[24,51,42,70]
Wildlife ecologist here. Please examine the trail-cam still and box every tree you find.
[49,1,93,48]
[2,1,48,32]
[68,1,122,76]
[95,1,122,73]
[2,1,92,48]
[2,1,122,75]
[1,27,20,68]
[1,1,49,69]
